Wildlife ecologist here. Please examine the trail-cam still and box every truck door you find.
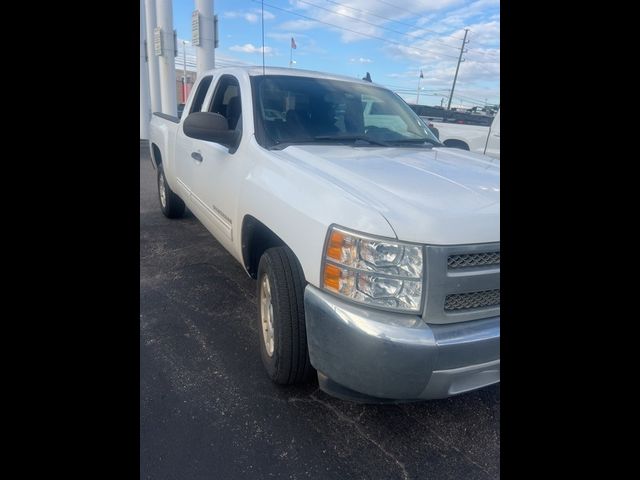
[484,109,500,160]
[188,74,244,247]
[174,75,214,198]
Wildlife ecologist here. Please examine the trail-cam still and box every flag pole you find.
[416,75,421,104]
[289,37,296,67]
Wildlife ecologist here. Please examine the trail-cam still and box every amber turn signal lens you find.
[326,230,345,261]
[323,263,341,291]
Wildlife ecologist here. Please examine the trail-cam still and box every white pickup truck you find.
[430,109,500,159]
[148,67,500,402]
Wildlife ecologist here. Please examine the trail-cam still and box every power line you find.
[466,50,500,60]
[253,0,466,61]
[313,0,467,46]
[369,0,446,25]
[294,0,463,52]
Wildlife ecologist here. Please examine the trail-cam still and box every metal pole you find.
[195,0,215,76]
[157,0,178,116]
[140,0,150,139]
[447,28,469,111]
[144,0,161,113]
[183,41,188,104]
[416,76,421,104]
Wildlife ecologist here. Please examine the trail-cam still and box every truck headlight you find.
[321,226,424,312]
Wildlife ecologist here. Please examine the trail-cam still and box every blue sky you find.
[171,0,499,107]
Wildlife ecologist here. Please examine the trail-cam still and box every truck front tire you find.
[257,247,313,385]
[157,164,185,219]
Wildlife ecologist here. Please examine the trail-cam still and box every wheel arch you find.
[150,143,162,168]
[241,215,292,279]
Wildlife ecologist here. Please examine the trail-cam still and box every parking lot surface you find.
[140,146,500,479]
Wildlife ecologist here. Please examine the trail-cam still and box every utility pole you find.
[447,28,469,111]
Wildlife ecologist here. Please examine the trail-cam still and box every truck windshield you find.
[252,75,442,149]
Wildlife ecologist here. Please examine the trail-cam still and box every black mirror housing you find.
[183,112,237,148]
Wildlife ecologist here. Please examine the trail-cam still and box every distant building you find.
[175,69,197,105]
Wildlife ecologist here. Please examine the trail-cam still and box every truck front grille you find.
[444,289,501,312]
[422,243,500,324]
[448,251,500,269]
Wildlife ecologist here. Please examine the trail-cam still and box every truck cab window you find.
[208,75,242,131]
[189,75,213,114]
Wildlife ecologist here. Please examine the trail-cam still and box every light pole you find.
[182,40,188,103]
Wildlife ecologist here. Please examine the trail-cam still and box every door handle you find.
[191,152,203,162]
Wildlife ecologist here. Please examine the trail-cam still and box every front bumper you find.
[304,285,500,402]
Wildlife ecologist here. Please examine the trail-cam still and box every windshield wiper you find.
[268,135,393,150]
[389,138,442,147]
[312,135,392,147]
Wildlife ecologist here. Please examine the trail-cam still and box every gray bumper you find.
[304,286,500,401]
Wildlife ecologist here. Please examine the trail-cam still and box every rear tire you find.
[157,164,185,219]
[257,246,313,385]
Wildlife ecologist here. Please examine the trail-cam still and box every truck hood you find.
[271,145,499,244]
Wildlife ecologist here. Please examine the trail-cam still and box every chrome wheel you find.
[260,274,275,357]
[159,172,167,208]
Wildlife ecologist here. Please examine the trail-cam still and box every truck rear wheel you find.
[257,246,313,385]
[157,164,185,219]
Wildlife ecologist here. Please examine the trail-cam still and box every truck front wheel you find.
[257,247,313,385]
[157,164,185,219]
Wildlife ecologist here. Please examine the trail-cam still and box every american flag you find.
[420,70,424,78]
[291,37,297,49]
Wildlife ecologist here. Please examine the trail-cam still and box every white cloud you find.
[350,57,372,63]
[224,9,275,23]
[269,1,499,103]
[230,44,274,55]
[278,19,318,31]
[281,0,468,43]
[267,32,306,41]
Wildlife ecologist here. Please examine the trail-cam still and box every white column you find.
[195,0,215,76]
[144,0,162,113]
[157,0,178,116]
[140,0,150,139]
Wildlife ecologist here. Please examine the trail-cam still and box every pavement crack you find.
[290,393,409,480]
[400,406,492,478]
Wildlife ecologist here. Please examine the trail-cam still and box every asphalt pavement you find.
[139,145,500,480]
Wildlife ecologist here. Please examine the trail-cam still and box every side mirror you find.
[183,112,238,149]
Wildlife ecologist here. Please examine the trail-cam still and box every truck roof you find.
[200,66,381,87]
